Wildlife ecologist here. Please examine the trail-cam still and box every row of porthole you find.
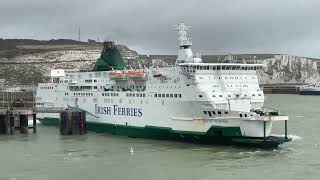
[196,76,255,80]
[149,86,181,89]
[154,94,182,98]
[203,111,229,117]
[203,111,253,118]
[40,86,54,90]
[212,94,262,98]
[73,92,94,96]
[102,93,119,97]
[240,114,253,117]
[226,85,249,87]
[127,93,146,97]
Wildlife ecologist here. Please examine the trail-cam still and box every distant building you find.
[88,39,96,44]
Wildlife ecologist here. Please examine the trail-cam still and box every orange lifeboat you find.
[110,70,126,80]
[126,70,146,79]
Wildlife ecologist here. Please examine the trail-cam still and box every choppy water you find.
[0,94,319,180]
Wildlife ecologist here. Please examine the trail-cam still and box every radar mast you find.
[174,23,202,64]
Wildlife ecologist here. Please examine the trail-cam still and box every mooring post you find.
[9,115,14,134]
[20,114,28,134]
[0,115,4,134]
[263,121,266,140]
[33,113,37,133]
[285,120,288,139]
[5,111,11,134]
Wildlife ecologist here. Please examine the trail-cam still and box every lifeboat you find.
[110,70,126,80]
[126,71,146,80]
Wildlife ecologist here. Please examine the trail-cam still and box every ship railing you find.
[34,107,65,113]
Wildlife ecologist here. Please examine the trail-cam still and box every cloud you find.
[1,0,320,57]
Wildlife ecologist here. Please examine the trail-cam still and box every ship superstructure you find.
[36,23,291,148]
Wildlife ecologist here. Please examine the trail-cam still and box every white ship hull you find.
[36,23,290,148]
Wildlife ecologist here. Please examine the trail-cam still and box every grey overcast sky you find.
[1,0,320,57]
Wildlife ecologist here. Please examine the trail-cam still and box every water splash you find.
[130,147,134,156]
[271,134,302,141]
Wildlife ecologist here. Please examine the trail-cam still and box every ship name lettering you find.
[95,104,142,117]
[203,119,228,124]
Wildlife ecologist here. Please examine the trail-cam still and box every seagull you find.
[130,147,134,156]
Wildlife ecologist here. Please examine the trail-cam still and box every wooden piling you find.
[60,110,86,135]
[5,111,11,134]
[33,113,37,133]
[60,111,68,135]
[19,114,28,134]
[0,115,5,134]
[72,111,80,134]
[9,115,14,134]
[79,111,86,134]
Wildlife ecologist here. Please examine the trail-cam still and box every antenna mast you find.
[174,23,202,64]
[78,27,81,42]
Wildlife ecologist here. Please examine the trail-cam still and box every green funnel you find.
[93,41,125,71]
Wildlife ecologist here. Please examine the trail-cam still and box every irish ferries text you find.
[95,104,143,117]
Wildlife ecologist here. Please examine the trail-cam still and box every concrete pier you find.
[262,84,301,94]
[0,108,36,134]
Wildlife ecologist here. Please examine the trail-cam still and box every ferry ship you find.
[299,84,320,95]
[36,23,291,148]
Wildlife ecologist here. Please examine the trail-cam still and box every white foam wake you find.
[271,134,302,141]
